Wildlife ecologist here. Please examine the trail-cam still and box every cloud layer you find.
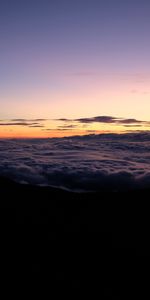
[0,132,150,191]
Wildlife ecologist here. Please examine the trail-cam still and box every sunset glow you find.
[0,1,150,137]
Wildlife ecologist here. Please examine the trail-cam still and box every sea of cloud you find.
[0,132,150,191]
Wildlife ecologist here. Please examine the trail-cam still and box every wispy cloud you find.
[57,128,74,131]
[10,119,28,122]
[58,125,77,129]
[28,125,45,128]
[55,118,72,122]
[0,122,39,126]
[0,119,47,128]
[124,125,143,128]
[117,118,143,124]
[41,128,55,131]
[10,118,47,122]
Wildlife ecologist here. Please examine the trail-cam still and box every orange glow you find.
[0,120,149,138]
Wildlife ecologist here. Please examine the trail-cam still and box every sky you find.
[0,0,150,137]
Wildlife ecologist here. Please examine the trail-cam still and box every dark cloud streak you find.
[0,122,36,126]
[56,115,150,126]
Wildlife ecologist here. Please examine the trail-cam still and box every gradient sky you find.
[0,0,150,137]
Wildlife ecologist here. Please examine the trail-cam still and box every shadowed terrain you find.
[0,176,150,296]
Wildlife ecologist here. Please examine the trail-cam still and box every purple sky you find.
[0,0,150,134]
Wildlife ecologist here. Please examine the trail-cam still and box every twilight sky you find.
[0,0,150,137]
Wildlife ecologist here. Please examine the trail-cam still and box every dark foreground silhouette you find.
[0,176,150,296]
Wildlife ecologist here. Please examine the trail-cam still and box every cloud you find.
[10,119,47,122]
[33,119,47,122]
[56,118,72,122]
[124,125,142,128]
[0,119,47,128]
[0,122,41,127]
[28,125,45,128]
[41,128,52,131]
[118,118,143,124]
[0,132,150,192]
[10,119,28,122]
[56,115,149,126]
[76,116,148,125]
[1,116,149,130]
[58,125,77,129]
[0,122,32,126]
[57,128,73,131]
[75,116,118,123]
[86,130,97,133]
[56,116,118,124]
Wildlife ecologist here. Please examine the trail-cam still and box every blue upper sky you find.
[1,0,150,66]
